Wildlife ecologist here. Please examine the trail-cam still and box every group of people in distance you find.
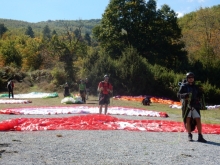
[63,78,91,103]
[63,75,113,115]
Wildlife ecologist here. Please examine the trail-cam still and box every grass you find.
[0,92,220,124]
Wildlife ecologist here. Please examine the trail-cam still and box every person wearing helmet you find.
[177,72,207,143]
[97,75,113,115]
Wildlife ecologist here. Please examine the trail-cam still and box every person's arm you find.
[177,85,189,100]
[97,82,103,92]
[108,84,113,93]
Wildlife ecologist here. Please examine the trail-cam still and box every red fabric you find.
[0,114,219,134]
[98,81,113,94]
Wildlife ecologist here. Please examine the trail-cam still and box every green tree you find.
[84,32,91,46]
[153,4,188,71]
[93,0,187,71]
[51,30,57,36]
[42,25,51,40]
[1,40,22,67]
[25,26,35,38]
[50,23,87,83]
[0,23,8,38]
[93,0,154,58]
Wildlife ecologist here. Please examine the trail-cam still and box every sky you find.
[0,0,219,23]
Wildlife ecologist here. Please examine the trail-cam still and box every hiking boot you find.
[198,134,207,143]
[188,133,193,142]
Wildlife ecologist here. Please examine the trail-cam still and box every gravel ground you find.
[0,114,220,165]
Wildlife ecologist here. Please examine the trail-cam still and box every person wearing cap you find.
[79,80,86,103]
[177,72,207,143]
[97,75,113,115]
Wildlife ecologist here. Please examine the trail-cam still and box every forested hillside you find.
[1,0,220,104]
[0,19,100,36]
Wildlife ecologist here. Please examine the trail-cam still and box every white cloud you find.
[198,0,205,3]
[176,12,184,18]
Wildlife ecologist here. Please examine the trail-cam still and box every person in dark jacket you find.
[7,79,14,99]
[177,72,207,142]
[63,82,70,97]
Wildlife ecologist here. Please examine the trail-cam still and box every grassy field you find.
[0,92,220,124]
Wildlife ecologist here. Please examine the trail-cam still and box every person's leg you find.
[99,105,103,114]
[99,94,103,114]
[86,89,89,100]
[186,117,193,141]
[12,89,14,98]
[8,90,11,98]
[82,92,86,103]
[195,118,202,133]
[104,104,108,115]
[195,117,207,142]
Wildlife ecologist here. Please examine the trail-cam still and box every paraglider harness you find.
[142,96,151,106]
[178,80,207,111]
[183,93,197,131]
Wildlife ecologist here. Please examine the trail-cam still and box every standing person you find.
[97,75,113,115]
[7,79,14,99]
[177,72,207,143]
[85,78,90,100]
[79,80,86,103]
[63,82,70,97]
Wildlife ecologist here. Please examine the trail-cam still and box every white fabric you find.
[0,106,163,117]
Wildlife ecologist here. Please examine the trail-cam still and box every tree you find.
[93,0,154,58]
[50,23,86,83]
[179,7,220,68]
[84,32,91,46]
[25,26,35,38]
[42,25,51,40]
[1,40,22,67]
[153,4,188,71]
[0,23,8,38]
[93,0,187,71]
[51,30,57,36]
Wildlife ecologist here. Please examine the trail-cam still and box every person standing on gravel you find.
[177,72,207,143]
[97,75,113,115]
